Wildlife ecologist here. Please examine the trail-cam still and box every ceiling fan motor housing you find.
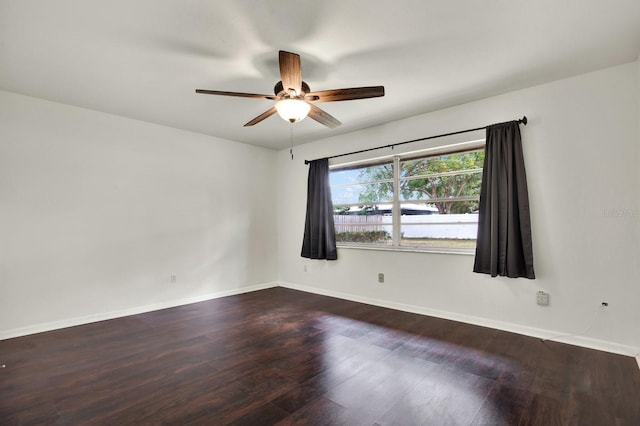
[275,81,311,97]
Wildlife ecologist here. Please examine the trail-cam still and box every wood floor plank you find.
[470,368,536,425]
[1,287,639,425]
[276,396,351,426]
[375,363,495,425]
[271,346,377,414]
[226,402,290,426]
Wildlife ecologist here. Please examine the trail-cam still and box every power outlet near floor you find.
[537,291,549,306]
[378,273,385,283]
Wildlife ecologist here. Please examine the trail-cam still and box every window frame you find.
[329,140,485,255]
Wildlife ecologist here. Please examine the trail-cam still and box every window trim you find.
[330,140,485,255]
[336,243,476,256]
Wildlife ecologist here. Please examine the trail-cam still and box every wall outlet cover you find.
[537,291,549,306]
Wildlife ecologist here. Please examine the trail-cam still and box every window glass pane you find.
[331,182,394,205]
[331,161,394,245]
[399,151,484,204]
[330,163,393,205]
[401,150,484,176]
[330,163,392,185]
[399,201,479,247]
[334,207,393,245]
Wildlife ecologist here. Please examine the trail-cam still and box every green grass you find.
[337,236,476,249]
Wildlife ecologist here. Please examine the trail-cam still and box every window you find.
[330,143,484,252]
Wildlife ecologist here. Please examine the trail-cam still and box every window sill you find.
[336,243,475,256]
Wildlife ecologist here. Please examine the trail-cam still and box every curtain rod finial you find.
[304,160,310,165]
[520,116,528,125]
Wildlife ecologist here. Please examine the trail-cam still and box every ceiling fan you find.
[196,51,385,129]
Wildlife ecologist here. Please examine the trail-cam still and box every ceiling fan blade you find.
[196,89,276,100]
[243,107,277,127]
[307,104,341,129]
[305,86,385,102]
[279,51,303,96]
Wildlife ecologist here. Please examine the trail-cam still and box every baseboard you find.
[4,280,639,367]
[0,282,279,340]
[278,281,640,359]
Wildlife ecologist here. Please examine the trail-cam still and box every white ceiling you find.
[2,1,640,150]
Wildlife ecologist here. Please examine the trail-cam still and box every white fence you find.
[334,215,384,233]
[335,214,478,239]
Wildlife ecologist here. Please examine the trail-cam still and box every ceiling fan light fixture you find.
[275,98,311,123]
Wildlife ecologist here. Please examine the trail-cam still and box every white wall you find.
[277,62,640,354]
[0,90,278,337]
[2,61,638,355]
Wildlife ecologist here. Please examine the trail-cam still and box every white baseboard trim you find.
[0,282,278,340]
[4,281,639,369]
[278,281,640,359]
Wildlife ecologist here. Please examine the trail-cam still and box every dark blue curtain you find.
[301,158,338,260]
[474,121,535,278]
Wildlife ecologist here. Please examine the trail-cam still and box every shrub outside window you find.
[329,144,484,251]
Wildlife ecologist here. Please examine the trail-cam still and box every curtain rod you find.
[304,116,527,164]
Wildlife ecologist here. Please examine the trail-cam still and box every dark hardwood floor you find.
[1,287,639,425]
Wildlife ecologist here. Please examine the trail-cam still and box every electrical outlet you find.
[537,291,549,306]
[378,273,384,283]
[170,274,176,284]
